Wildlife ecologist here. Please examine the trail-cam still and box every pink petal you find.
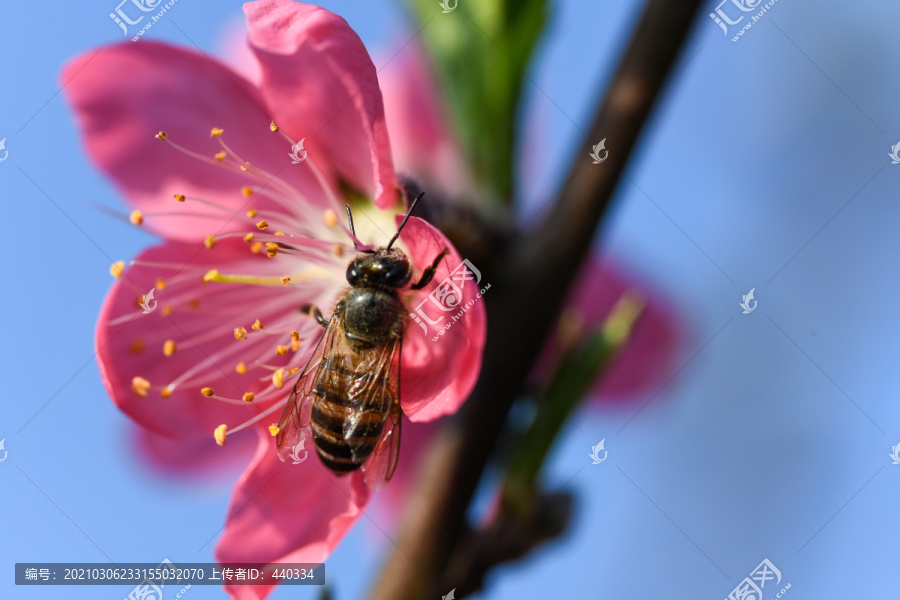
[96,238,339,440]
[129,425,256,478]
[397,216,487,421]
[61,40,326,242]
[243,0,396,208]
[378,44,472,195]
[216,427,370,600]
[534,256,682,402]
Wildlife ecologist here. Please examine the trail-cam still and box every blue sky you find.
[2,0,900,598]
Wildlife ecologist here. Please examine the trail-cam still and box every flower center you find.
[109,122,405,447]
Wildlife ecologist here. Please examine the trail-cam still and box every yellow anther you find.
[129,210,144,225]
[161,305,174,317]
[242,392,255,403]
[290,331,300,341]
[281,276,291,286]
[155,131,168,141]
[240,162,251,171]
[110,261,126,278]
[203,269,219,282]
[214,424,227,446]
[291,340,301,352]
[155,279,167,290]
[246,208,257,218]
[323,209,338,229]
[250,242,263,254]
[132,376,151,398]
[234,327,248,340]
[275,345,288,356]
[269,122,280,132]
[241,187,254,198]
[201,387,215,397]
[256,220,269,230]
[210,127,224,138]
[163,340,177,357]
[333,244,345,257]
[266,246,278,258]
[174,193,186,202]
[160,386,173,399]
[274,231,285,237]
[235,362,248,375]
[272,368,285,389]
[204,234,217,249]
[288,367,300,375]
[251,319,264,331]
[268,424,280,436]
[214,151,227,162]
[243,233,254,243]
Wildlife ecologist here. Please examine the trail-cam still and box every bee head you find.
[347,247,412,288]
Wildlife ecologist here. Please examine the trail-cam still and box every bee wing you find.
[347,336,403,491]
[275,313,342,464]
[360,400,401,491]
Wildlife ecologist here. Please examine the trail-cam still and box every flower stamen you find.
[203,267,330,287]
[214,400,287,446]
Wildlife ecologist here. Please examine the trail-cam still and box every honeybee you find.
[276,193,448,486]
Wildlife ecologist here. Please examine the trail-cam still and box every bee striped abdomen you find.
[310,356,388,474]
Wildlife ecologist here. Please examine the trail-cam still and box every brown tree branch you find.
[369,1,705,598]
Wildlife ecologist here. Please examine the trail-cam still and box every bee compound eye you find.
[386,260,411,287]
[346,261,361,284]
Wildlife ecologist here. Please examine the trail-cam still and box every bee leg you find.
[300,304,329,328]
[411,248,449,290]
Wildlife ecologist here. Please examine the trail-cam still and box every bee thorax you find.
[342,287,405,349]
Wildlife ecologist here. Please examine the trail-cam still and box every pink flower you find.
[537,255,683,402]
[62,1,485,598]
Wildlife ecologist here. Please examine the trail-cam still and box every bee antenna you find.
[345,204,375,254]
[345,204,357,239]
[386,192,424,251]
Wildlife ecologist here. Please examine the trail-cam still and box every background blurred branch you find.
[369,1,704,598]
[500,293,645,516]
[444,294,645,597]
